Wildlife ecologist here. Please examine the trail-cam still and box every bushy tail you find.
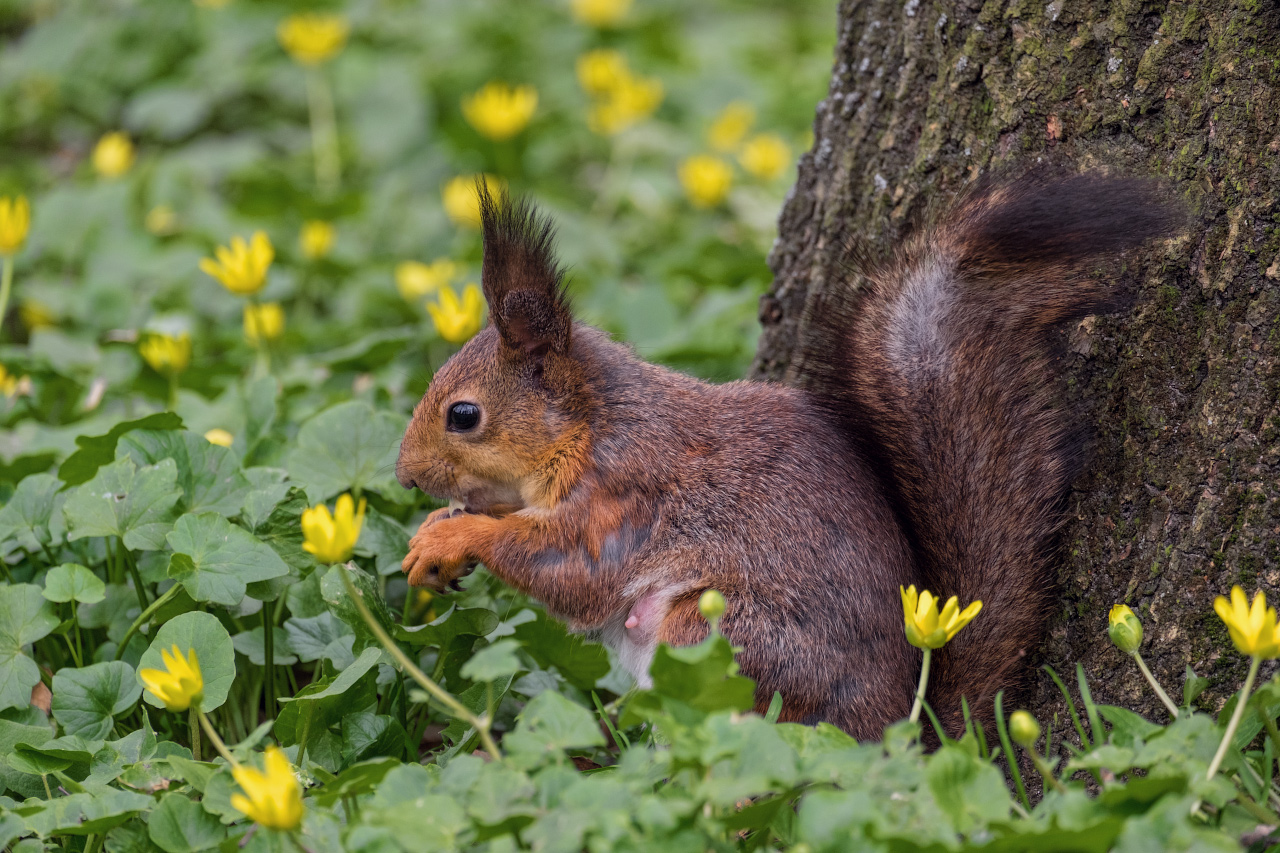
[807,171,1183,732]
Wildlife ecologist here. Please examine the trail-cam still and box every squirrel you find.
[395,173,1181,739]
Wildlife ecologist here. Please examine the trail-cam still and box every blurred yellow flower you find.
[442,175,503,228]
[92,132,134,178]
[139,332,191,375]
[0,366,20,398]
[571,0,631,27]
[396,259,456,302]
[0,196,30,255]
[302,493,366,564]
[899,585,982,650]
[1107,603,1143,654]
[1215,586,1280,659]
[204,428,234,447]
[200,232,274,296]
[678,155,732,208]
[145,205,178,236]
[277,13,348,65]
[20,300,55,330]
[739,134,791,180]
[299,220,334,259]
[576,49,629,96]
[139,646,203,712]
[244,302,285,345]
[428,283,485,344]
[588,74,663,135]
[462,82,538,141]
[231,746,303,831]
[193,0,230,7]
[708,101,755,152]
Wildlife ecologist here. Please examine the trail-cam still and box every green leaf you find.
[320,564,397,655]
[274,649,381,747]
[63,457,183,551]
[51,661,142,740]
[283,611,353,664]
[11,734,102,774]
[354,508,410,576]
[504,690,605,758]
[0,584,59,711]
[397,606,498,648]
[511,609,609,691]
[310,757,399,808]
[118,430,252,517]
[285,401,405,498]
[341,712,405,765]
[43,564,106,604]
[460,639,523,683]
[137,612,236,713]
[18,788,153,837]
[243,487,312,572]
[924,743,1010,834]
[57,413,184,487]
[0,473,67,553]
[147,792,227,853]
[1183,665,1209,707]
[231,627,297,666]
[165,513,290,607]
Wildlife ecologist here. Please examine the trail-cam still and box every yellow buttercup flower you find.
[442,175,504,228]
[139,646,204,712]
[0,366,20,398]
[301,493,366,564]
[462,82,538,141]
[1214,586,1280,659]
[0,196,30,255]
[899,585,982,650]
[739,134,791,181]
[1107,603,1143,654]
[588,74,663,135]
[139,332,191,375]
[708,102,755,152]
[395,259,456,302]
[428,284,485,344]
[679,155,733,208]
[571,0,631,27]
[204,428,234,447]
[145,205,178,236]
[244,302,285,345]
[92,132,134,178]
[299,220,334,259]
[231,746,304,831]
[576,50,629,96]
[199,232,274,296]
[277,13,348,66]
[20,300,55,330]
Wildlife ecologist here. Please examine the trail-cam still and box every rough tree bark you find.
[752,1,1280,728]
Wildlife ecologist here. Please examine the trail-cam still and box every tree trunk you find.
[753,0,1280,728]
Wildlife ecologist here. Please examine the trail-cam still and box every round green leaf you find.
[51,661,142,740]
[165,513,290,607]
[138,612,235,713]
[43,564,107,605]
[147,792,227,853]
[63,457,183,551]
[0,584,59,711]
[285,401,406,498]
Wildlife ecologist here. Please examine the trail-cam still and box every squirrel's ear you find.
[478,182,572,361]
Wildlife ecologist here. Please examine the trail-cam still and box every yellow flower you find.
[739,134,791,181]
[20,300,55,330]
[442,175,504,228]
[199,232,274,296]
[299,221,334,259]
[588,74,663,135]
[231,746,304,831]
[1107,603,1143,654]
[193,0,230,7]
[899,585,982,650]
[571,0,631,27]
[678,155,733,208]
[576,49,629,96]
[462,82,538,141]
[244,302,285,345]
[395,259,456,302]
[139,333,191,375]
[277,13,348,66]
[204,428,234,447]
[1214,586,1280,659]
[0,366,19,398]
[708,101,755,152]
[301,493,366,564]
[428,284,485,344]
[145,204,178,236]
[92,132,134,178]
[139,646,204,712]
[0,196,30,255]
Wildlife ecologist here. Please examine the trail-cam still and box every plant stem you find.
[1207,655,1261,781]
[198,709,237,765]
[339,567,501,760]
[264,606,275,722]
[909,648,931,724]
[306,68,341,197]
[190,706,202,761]
[167,372,179,411]
[114,584,182,661]
[0,254,13,342]
[1132,652,1179,719]
[121,539,149,611]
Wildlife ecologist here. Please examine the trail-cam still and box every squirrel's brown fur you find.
[396,174,1181,738]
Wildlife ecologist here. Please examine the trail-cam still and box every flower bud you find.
[698,589,726,623]
[1009,710,1041,748]
[1107,604,1143,654]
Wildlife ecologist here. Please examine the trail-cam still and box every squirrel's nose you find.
[395,464,417,491]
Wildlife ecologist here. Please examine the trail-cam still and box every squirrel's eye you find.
[446,402,481,432]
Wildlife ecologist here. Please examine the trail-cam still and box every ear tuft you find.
[478,181,572,360]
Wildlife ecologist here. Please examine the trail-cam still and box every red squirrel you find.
[395,174,1180,739]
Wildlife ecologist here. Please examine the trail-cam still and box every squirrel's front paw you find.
[402,514,483,592]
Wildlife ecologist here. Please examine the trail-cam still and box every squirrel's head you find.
[396,184,592,515]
